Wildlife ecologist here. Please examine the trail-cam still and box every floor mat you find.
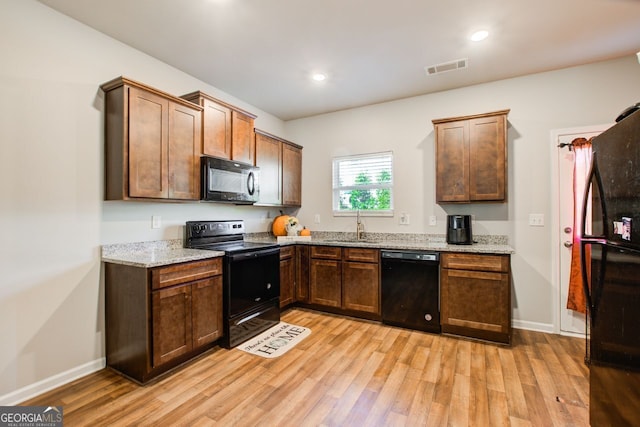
[236,322,311,359]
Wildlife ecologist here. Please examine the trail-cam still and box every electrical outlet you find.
[529,213,544,227]
[314,214,321,224]
[429,215,437,226]
[399,212,410,225]
[152,215,161,229]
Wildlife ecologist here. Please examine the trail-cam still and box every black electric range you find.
[185,220,281,348]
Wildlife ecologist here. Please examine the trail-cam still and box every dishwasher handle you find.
[381,251,439,262]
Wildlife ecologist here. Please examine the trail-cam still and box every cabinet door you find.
[310,259,342,307]
[342,261,380,314]
[255,132,282,205]
[440,268,510,343]
[192,276,223,348]
[152,284,193,367]
[128,86,169,199]
[168,102,201,200]
[280,255,295,308]
[435,120,469,202]
[282,143,302,207]
[296,246,310,303]
[468,115,506,201]
[231,110,255,164]
[202,98,231,159]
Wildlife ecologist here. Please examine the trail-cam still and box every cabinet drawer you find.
[441,253,509,273]
[280,245,295,260]
[311,246,342,260]
[343,248,379,263]
[152,258,222,290]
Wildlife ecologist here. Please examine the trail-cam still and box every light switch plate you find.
[429,215,437,226]
[152,215,161,229]
[400,212,410,225]
[529,213,544,227]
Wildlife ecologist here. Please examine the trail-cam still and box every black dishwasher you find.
[381,250,441,334]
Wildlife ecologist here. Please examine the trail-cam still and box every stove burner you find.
[185,220,278,254]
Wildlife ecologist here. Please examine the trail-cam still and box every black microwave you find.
[201,156,260,204]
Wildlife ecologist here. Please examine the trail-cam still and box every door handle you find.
[564,241,573,248]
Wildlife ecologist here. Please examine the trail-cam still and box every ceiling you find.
[39,0,640,121]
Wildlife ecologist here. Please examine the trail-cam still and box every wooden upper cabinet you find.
[180,91,256,163]
[231,110,256,164]
[168,102,201,200]
[181,92,231,158]
[433,109,509,203]
[127,86,169,199]
[102,77,202,201]
[255,131,282,205]
[282,143,302,206]
[435,119,468,202]
[255,129,303,207]
[202,98,232,158]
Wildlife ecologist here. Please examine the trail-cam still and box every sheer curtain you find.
[567,137,593,313]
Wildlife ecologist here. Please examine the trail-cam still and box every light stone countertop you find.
[246,232,515,255]
[101,239,223,268]
[101,232,514,269]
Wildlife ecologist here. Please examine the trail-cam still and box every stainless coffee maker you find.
[446,215,473,245]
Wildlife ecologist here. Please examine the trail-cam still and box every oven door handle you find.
[233,309,264,326]
[228,247,280,261]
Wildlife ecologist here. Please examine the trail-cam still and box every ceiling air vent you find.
[425,58,468,76]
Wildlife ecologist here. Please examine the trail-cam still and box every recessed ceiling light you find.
[312,73,327,82]
[470,30,489,42]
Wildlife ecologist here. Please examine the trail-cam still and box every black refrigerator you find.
[580,107,640,426]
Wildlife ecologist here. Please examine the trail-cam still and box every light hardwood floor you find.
[23,309,589,426]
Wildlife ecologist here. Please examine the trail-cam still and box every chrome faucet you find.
[356,209,364,240]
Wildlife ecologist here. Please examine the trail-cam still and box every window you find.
[332,151,393,216]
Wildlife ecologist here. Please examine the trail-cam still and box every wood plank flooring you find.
[22,309,589,426]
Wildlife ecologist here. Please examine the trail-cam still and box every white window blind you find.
[332,151,393,215]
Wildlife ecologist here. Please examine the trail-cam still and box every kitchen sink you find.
[322,239,382,244]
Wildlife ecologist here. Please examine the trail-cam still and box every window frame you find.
[332,151,394,217]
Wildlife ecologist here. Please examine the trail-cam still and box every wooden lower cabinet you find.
[440,253,511,344]
[310,258,343,307]
[279,246,296,308]
[152,284,193,367]
[106,258,223,383]
[307,246,380,317]
[296,245,310,303]
[342,261,379,314]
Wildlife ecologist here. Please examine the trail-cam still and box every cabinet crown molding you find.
[100,76,203,111]
[255,128,303,149]
[432,109,510,125]
[181,90,257,119]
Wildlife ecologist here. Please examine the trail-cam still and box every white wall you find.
[0,0,289,403]
[285,55,640,332]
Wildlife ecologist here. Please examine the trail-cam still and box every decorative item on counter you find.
[300,227,311,237]
[286,216,303,236]
[272,211,291,236]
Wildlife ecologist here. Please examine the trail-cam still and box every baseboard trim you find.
[512,319,555,334]
[0,358,105,406]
